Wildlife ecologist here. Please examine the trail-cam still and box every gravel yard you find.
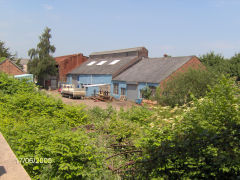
[46,90,137,110]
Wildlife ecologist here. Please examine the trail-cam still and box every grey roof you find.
[69,56,140,76]
[90,47,146,56]
[113,56,195,83]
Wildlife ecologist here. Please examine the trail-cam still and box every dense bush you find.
[135,76,240,179]
[155,68,218,107]
[229,53,240,80]
[0,73,157,179]
[1,72,239,179]
[140,86,152,99]
[199,51,240,80]
[0,73,108,179]
[199,52,229,73]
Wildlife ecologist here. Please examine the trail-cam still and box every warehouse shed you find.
[113,56,202,101]
[67,47,148,97]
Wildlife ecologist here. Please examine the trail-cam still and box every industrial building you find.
[67,47,202,101]
[113,56,202,101]
[67,47,148,97]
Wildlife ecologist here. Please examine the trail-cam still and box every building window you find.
[121,88,126,95]
[113,83,119,94]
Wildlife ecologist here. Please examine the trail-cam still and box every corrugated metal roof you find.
[113,56,195,83]
[90,47,146,56]
[69,56,140,76]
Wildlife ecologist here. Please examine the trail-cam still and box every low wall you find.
[0,132,31,180]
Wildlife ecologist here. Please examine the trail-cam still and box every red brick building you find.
[55,53,88,82]
[0,59,25,76]
[159,56,203,87]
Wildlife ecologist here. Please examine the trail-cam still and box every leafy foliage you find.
[199,51,230,74]
[199,51,225,67]
[155,68,218,107]
[229,53,240,80]
[13,59,24,70]
[140,86,152,99]
[0,40,14,59]
[135,76,240,179]
[0,57,6,63]
[1,72,239,179]
[27,27,57,86]
[199,51,240,81]
[0,73,108,179]
[0,41,24,70]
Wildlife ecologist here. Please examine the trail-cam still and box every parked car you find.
[61,84,86,99]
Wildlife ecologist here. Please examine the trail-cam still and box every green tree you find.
[14,59,24,70]
[199,52,230,74]
[140,86,152,99]
[27,27,57,87]
[0,57,6,63]
[155,68,218,107]
[0,41,14,59]
[229,53,240,80]
[136,76,240,179]
[0,41,24,70]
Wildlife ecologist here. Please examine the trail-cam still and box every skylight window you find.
[96,61,107,65]
[109,59,120,65]
[87,61,96,66]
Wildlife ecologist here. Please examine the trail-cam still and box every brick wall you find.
[55,54,88,82]
[0,59,24,75]
[160,56,204,87]
[138,47,148,58]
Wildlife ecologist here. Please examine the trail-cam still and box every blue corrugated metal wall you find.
[112,81,159,100]
[78,74,112,97]
[78,74,112,84]
[111,81,127,99]
[67,74,159,99]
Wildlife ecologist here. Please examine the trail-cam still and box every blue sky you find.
[0,0,240,58]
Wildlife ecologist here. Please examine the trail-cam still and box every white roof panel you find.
[87,61,96,66]
[109,59,120,65]
[96,61,107,65]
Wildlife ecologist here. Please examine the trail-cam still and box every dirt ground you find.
[46,90,137,110]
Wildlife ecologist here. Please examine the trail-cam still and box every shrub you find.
[140,86,152,99]
[229,53,240,80]
[0,73,108,179]
[199,52,230,74]
[155,68,218,107]
[136,76,240,179]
